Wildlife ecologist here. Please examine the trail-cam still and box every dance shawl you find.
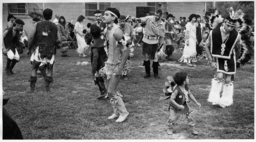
[237,25,253,67]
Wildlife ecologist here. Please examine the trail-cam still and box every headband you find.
[94,13,101,16]
[105,10,118,18]
[225,19,236,26]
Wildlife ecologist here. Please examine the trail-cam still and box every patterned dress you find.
[179,22,197,63]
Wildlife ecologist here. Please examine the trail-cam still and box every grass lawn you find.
[2,45,254,139]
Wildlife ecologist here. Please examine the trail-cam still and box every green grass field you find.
[2,46,254,139]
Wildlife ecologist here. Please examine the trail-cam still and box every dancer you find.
[179,14,198,67]
[28,8,59,92]
[90,24,108,99]
[138,10,165,78]
[205,8,246,108]
[102,7,130,122]
[3,19,25,75]
[166,71,201,135]
[87,10,106,39]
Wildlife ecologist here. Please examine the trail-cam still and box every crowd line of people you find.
[2,5,254,137]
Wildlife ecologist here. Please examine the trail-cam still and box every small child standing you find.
[166,71,201,135]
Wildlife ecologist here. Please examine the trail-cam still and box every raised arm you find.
[137,16,149,23]
[86,16,95,21]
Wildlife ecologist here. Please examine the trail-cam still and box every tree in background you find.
[206,1,254,25]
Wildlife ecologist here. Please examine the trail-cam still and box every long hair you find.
[58,16,66,27]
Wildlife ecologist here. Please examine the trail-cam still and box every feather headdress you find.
[228,7,244,20]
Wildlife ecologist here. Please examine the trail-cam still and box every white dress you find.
[74,22,88,55]
[179,22,197,63]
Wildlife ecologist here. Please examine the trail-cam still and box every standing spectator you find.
[179,14,198,67]
[53,14,59,25]
[7,14,16,28]
[196,15,203,58]
[57,16,71,57]
[163,12,169,20]
[179,17,183,24]
[180,17,187,28]
[74,15,89,57]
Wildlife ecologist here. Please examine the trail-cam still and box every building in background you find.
[2,2,205,33]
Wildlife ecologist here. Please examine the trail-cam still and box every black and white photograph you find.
[1,0,254,139]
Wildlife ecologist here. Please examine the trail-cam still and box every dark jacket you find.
[90,38,107,75]
[33,21,58,59]
[4,27,20,52]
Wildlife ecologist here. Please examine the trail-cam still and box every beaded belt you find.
[144,35,159,40]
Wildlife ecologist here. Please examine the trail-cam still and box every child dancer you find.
[166,71,201,135]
